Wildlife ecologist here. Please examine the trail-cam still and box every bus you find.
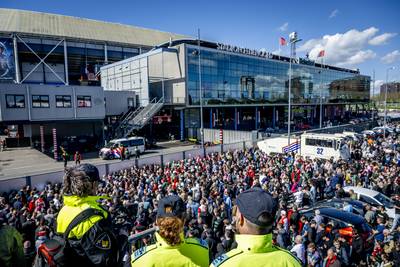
[301,133,350,160]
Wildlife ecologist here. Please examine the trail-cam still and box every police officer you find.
[211,187,301,267]
[0,213,25,267]
[56,164,122,267]
[131,195,209,267]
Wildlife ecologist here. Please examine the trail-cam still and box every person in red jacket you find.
[323,248,341,267]
[74,151,82,165]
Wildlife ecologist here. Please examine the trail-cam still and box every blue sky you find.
[2,0,400,92]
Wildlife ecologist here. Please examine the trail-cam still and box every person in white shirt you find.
[290,235,305,264]
[313,209,323,226]
[293,187,304,207]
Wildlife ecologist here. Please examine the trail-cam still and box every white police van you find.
[99,137,145,160]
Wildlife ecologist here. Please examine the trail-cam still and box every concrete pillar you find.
[272,106,276,128]
[64,40,69,85]
[104,43,108,64]
[234,107,238,130]
[209,108,213,129]
[180,109,184,141]
[13,34,21,83]
[255,107,259,129]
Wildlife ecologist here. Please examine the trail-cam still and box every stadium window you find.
[6,94,25,108]
[32,95,50,108]
[56,95,72,108]
[77,95,92,108]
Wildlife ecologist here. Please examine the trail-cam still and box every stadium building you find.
[0,9,371,149]
[0,8,186,148]
[101,39,371,141]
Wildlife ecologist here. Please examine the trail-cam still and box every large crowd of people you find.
[1,122,400,267]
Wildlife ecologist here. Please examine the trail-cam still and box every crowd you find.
[0,122,400,267]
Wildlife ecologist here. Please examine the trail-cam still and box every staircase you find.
[116,97,164,138]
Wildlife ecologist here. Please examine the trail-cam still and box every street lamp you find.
[318,70,323,129]
[197,29,204,148]
[384,66,395,138]
[287,32,302,145]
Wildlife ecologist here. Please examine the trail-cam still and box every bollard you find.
[25,176,31,187]
[105,164,109,175]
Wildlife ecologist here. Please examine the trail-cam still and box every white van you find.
[99,137,145,160]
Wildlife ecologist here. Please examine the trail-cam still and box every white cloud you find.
[329,9,339,19]
[369,33,397,45]
[278,22,288,32]
[371,80,384,95]
[337,50,376,67]
[298,27,379,67]
[381,50,400,64]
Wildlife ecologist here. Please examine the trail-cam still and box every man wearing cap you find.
[56,164,123,267]
[131,195,209,267]
[211,187,301,267]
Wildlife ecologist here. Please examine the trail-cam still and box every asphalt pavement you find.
[0,141,196,180]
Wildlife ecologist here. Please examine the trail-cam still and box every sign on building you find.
[0,38,15,81]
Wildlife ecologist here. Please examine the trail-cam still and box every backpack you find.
[34,208,104,267]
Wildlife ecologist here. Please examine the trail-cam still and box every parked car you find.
[312,198,365,216]
[343,186,395,221]
[299,207,374,251]
[372,126,393,137]
[361,130,375,139]
[295,123,311,130]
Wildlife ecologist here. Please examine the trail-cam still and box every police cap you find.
[75,163,100,182]
[157,195,185,218]
[236,187,277,226]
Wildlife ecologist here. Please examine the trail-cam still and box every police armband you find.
[132,244,157,262]
[211,250,243,267]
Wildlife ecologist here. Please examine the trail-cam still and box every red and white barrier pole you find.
[52,128,57,161]
[219,128,223,145]
[40,125,44,152]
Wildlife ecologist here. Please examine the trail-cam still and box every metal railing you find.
[114,106,145,138]
[129,97,164,128]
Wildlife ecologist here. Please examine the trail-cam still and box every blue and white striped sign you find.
[282,142,300,153]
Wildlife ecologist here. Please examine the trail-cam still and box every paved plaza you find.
[0,141,196,180]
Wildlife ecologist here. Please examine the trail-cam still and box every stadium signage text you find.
[217,43,274,59]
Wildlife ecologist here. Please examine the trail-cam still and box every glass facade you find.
[0,35,142,86]
[186,46,370,106]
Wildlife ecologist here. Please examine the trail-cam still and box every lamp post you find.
[287,32,302,145]
[384,66,395,139]
[318,70,323,129]
[197,28,204,148]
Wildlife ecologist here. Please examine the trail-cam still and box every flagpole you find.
[278,38,281,60]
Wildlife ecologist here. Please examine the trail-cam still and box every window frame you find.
[32,95,50,108]
[6,94,25,109]
[55,95,72,108]
[77,95,92,108]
